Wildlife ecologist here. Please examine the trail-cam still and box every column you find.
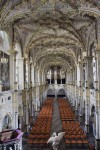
[14,51,18,91]
[79,61,84,121]
[43,73,46,84]
[30,63,34,121]
[12,84,18,129]
[72,68,75,103]
[84,57,93,133]
[24,104,29,132]
[24,58,27,89]
[22,91,28,131]
[85,56,93,88]
[39,70,42,85]
[9,50,18,90]
[41,71,44,85]
[95,50,100,149]
[0,54,2,91]
[28,58,31,88]
[0,81,2,92]
[75,85,78,111]
[70,70,72,103]
[85,89,90,133]
[38,69,40,85]
[96,50,100,90]
[61,78,62,84]
[36,85,40,111]
[18,115,23,129]
[95,91,100,149]
[17,58,24,89]
[28,58,33,122]
[67,70,71,101]
[15,112,18,129]
[54,67,57,84]
[74,68,78,110]
[9,50,14,90]
[50,70,51,84]
[34,67,38,85]
[32,65,35,86]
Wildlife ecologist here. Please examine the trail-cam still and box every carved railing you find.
[0,129,23,150]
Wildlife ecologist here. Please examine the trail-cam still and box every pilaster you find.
[96,50,100,90]
[0,81,2,92]
[95,91,100,149]
[85,89,90,133]
[9,49,18,91]
[12,91,18,129]
[22,89,29,132]
[79,76,84,121]
[24,58,27,89]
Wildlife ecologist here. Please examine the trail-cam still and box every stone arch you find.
[57,89,66,97]
[47,89,55,97]
[2,113,12,131]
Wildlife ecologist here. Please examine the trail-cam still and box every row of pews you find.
[27,98,54,148]
[58,98,89,149]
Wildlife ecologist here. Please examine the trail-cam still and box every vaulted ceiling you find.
[0,0,100,73]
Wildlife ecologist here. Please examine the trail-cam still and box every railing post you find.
[3,145,6,150]
[14,143,17,150]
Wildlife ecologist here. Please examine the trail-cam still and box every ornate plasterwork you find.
[0,0,100,72]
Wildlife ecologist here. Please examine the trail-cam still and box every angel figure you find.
[47,132,65,150]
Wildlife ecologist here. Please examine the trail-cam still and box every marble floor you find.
[22,99,95,150]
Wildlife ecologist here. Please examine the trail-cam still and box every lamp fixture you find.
[0,51,8,64]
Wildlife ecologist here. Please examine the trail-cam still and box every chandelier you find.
[0,51,8,64]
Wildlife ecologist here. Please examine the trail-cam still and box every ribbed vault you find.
[0,0,99,74]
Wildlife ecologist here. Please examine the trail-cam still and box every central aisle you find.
[51,98,66,150]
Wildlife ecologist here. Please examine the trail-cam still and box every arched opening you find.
[2,114,12,131]
[57,89,66,97]
[0,31,10,91]
[47,89,55,97]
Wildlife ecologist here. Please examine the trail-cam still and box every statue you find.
[47,132,65,150]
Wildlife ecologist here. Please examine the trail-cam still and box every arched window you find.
[2,115,12,131]
[0,31,10,91]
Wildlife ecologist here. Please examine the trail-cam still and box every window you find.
[0,51,10,91]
